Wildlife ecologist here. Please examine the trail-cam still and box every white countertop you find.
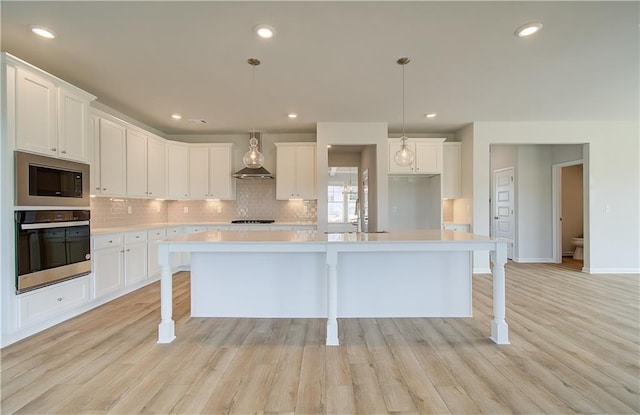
[159,229,499,244]
[91,221,318,235]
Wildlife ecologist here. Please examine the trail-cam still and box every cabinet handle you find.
[51,147,57,152]
[57,297,63,302]
[126,249,131,252]
[120,250,125,253]
[102,188,107,191]
[61,150,67,154]
[96,187,101,190]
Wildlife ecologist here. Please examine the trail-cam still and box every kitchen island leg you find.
[326,248,339,346]
[490,242,509,344]
[157,245,176,343]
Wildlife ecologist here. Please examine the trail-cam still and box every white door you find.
[493,167,515,259]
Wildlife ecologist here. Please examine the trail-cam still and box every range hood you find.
[233,132,274,179]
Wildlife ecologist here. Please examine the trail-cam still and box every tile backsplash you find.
[91,180,317,228]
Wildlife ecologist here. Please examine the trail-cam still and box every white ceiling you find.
[2,1,638,138]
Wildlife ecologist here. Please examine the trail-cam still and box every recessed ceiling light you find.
[288,113,298,119]
[171,114,182,120]
[425,112,437,119]
[30,25,57,39]
[255,24,275,39]
[514,22,543,37]
[327,145,332,148]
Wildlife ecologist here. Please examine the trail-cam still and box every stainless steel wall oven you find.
[15,210,91,293]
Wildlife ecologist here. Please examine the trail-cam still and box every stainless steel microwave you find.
[15,151,90,207]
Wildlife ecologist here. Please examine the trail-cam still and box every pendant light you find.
[394,57,415,167]
[242,58,265,169]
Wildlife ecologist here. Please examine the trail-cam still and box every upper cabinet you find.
[189,144,235,200]
[95,117,126,196]
[388,138,445,174]
[126,129,166,199]
[442,142,461,199]
[166,141,190,200]
[6,55,96,164]
[275,143,316,200]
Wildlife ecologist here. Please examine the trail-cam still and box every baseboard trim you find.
[473,267,492,274]
[512,257,555,263]
[583,267,640,274]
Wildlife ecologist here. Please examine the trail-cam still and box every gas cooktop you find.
[230,219,275,224]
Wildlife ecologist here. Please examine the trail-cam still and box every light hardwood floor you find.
[2,262,639,414]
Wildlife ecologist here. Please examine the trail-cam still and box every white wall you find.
[388,175,441,230]
[472,121,639,273]
[316,122,388,233]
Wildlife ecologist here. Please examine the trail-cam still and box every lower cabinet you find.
[92,231,148,299]
[17,275,91,329]
[147,228,166,277]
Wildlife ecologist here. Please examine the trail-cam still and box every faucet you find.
[354,198,362,233]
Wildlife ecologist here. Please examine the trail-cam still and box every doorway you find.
[552,160,584,266]
[327,166,359,232]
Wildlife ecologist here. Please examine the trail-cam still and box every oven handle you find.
[21,220,90,230]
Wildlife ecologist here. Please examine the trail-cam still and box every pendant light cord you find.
[402,62,406,138]
[252,63,256,137]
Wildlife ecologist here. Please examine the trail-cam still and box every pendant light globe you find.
[394,57,415,167]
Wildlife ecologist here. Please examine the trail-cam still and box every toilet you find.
[571,237,584,260]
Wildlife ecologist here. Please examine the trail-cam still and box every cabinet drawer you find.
[166,226,183,236]
[185,225,207,234]
[93,234,124,250]
[125,230,147,244]
[18,276,90,328]
[147,228,166,240]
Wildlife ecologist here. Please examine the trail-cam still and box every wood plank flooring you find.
[2,262,639,414]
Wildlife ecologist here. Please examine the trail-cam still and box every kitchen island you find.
[156,230,509,346]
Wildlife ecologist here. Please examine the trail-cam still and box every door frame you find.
[552,159,584,263]
[491,166,515,259]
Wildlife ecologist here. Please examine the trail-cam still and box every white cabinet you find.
[57,88,91,163]
[166,141,190,199]
[126,128,148,197]
[92,231,148,298]
[16,275,91,329]
[125,130,166,198]
[189,144,235,200]
[92,234,124,298]
[442,143,461,199]
[166,226,186,270]
[388,138,445,174]
[147,228,166,277]
[275,143,316,200]
[95,118,126,196]
[147,135,166,198]
[123,231,147,286]
[13,64,94,163]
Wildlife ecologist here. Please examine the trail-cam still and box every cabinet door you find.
[295,145,316,199]
[276,146,297,199]
[147,135,166,198]
[166,142,190,199]
[189,147,209,199]
[147,228,166,277]
[208,145,235,200]
[388,139,415,173]
[126,129,148,197]
[124,242,147,286]
[89,113,100,194]
[58,88,90,163]
[442,143,461,199]
[415,141,442,174]
[15,68,57,156]
[98,118,126,196]
[93,246,124,298]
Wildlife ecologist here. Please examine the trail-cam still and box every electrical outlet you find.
[184,206,189,214]
[127,206,132,214]
[217,206,223,214]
